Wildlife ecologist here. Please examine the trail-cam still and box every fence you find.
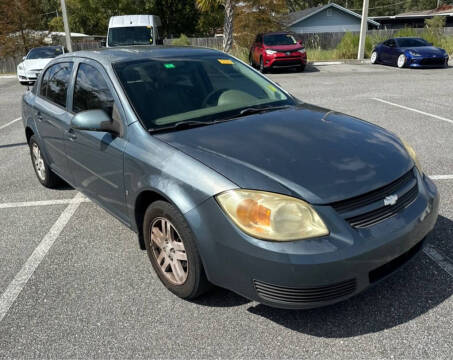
[299,27,453,49]
[0,57,22,74]
[164,36,224,50]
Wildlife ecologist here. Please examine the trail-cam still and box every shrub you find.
[172,34,191,46]
[394,27,418,38]
[336,32,372,59]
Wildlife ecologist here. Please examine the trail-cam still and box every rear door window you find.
[40,62,73,108]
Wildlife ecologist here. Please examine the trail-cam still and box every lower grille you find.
[272,59,301,67]
[254,278,356,305]
[420,58,445,65]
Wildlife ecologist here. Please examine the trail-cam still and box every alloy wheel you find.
[371,51,378,64]
[32,143,46,181]
[397,54,406,68]
[150,217,188,285]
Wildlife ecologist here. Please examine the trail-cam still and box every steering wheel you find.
[202,88,228,108]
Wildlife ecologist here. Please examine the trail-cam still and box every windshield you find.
[27,47,63,59]
[114,55,294,130]
[263,34,297,46]
[396,38,429,47]
[108,26,153,46]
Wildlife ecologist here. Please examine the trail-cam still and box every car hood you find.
[22,58,52,71]
[155,105,413,204]
[265,44,303,52]
[403,46,445,56]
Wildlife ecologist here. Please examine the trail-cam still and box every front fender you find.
[124,122,238,231]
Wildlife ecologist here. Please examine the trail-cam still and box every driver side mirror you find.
[71,109,120,135]
[100,40,106,47]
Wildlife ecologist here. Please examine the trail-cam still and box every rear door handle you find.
[65,128,77,140]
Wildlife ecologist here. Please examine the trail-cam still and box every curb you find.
[0,75,16,79]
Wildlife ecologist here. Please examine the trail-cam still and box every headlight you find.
[265,49,277,55]
[216,190,329,241]
[298,48,306,54]
[401,138,423,175]
[408,50,421,56]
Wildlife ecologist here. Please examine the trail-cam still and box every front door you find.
[65,60,129,224]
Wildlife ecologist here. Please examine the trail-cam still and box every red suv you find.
[249,32,307,73]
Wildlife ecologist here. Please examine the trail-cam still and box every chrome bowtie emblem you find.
[384,194,398,206]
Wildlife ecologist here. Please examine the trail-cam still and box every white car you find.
[17,46,65,85]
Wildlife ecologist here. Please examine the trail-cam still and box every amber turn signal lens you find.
[236,198,271,227]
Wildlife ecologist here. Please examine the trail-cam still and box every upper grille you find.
[254,279,356,305]
[331,169,418,228]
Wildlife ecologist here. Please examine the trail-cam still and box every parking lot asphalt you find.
[0,64,452,359]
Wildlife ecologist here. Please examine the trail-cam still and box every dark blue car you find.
[371,37,449,68]
[22,47,439,309]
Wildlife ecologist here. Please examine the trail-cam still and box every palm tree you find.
[196,0,235,52]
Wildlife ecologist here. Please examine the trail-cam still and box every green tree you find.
[151,0,199,37]
[196,0,235,52]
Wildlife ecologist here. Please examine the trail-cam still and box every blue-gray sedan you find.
[22,47,439,309]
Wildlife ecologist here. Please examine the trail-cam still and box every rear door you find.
[34,61,74,181]
[65,59,129,224]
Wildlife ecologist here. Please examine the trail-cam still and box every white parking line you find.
[430,175,453,180]
[424,246,453,278]
[373,98,453,125]
[0,117,21,131]
[0,197,90,209]
[0,193,84,323]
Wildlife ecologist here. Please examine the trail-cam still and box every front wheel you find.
[397,54,407,68]
[370,51,378,64]
[259,57,267,73]
[249,52,254,68]
[144,201,210,299]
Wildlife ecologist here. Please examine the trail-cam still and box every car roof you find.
[262,31,294,36]
[58,46,225,65]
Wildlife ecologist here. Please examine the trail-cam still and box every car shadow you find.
[270,64,319,74]
[195,215,453,334]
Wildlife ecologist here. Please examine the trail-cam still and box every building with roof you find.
[281,3,380,34]
[371,5,453,29]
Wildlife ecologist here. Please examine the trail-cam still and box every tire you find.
[397,54,407,68]
[259,57,267,73]
[249,52,254,68]
[144,200,210,299]
[370,51,378,64]
[29,135,61,188]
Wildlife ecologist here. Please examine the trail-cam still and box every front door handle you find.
[65,128,77,140]
[36,112,43,122]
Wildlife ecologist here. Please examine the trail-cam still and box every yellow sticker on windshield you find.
[268,85,277,92]
[218,59,234,65]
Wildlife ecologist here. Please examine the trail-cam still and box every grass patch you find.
[306,48,340,61]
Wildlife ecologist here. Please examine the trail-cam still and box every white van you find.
[107,15,163,47]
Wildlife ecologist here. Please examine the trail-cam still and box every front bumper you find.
[264,53,307,69]
[408,56,448,68]
[185,173,439,309]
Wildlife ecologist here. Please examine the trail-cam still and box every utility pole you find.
[60,0,72,52]
[357,0,369,60]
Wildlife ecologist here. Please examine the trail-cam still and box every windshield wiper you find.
[238,105,292,117]
[149,120,213,133]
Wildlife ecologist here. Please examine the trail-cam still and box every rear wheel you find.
[370,51,378,64]
[397,54,407,68]
[29,135,61,188]
[144,201,210,299]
